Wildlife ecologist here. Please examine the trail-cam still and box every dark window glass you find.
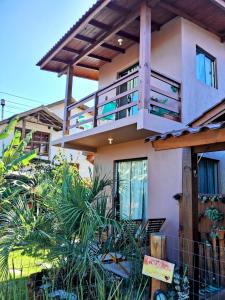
[198,157,219,194]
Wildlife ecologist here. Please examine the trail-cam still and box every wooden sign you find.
[142,255,175,283]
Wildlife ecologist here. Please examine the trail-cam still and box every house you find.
[0,100,92,178]
[36,0,225,240]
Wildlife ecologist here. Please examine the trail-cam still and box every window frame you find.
[113,157,148,220]
[198,156,220,194]
[196,46,217,88]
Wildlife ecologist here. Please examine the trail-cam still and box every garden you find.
[0,119,150,300]
[0,119,192,300]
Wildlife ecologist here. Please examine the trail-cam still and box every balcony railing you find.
[65,69,181,133]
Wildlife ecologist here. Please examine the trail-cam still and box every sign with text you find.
[142,255,175,283]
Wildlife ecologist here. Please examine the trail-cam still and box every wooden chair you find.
[136,218,166,248]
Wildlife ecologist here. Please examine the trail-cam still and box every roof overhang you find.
[146,122,225,152]
[37,0,225,80]
[0,106,63,131]
[189,98,225,127]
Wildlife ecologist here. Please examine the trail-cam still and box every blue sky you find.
[0,0,97,118]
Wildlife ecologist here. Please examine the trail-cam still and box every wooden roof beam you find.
[89,19,139,43]
[77,63,99,71]
[159,2,221,38]
[116,31,139,43]
[63,46,111,62]
[74,34,125,53]
[63,47,81,54]
[52,58,70,64]
[38,0,112,69]
[59,3,140,75]
[152,127,225,151]
[107,2,130,15]
[89,19,111,31]
[88,53,111,62]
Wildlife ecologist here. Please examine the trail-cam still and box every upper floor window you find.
[196,46,217,88]
[198,157,219,194]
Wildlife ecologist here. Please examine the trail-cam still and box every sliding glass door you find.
[114,158,147,220]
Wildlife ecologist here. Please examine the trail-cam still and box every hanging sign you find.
[142,255,175,283]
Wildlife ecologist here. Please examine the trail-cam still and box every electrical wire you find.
[5,99,34,108]
[0,91,50,105]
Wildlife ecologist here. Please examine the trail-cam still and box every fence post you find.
[218,230,225,286]
[150,233,167,300]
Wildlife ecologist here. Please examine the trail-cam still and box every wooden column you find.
[21,118,26,139]
[182,148,199,299]
[138,1,151,110]
[63,65,73,136]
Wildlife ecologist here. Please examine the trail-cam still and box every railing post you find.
[93,93,98,127]
[139,0,151,110]
[63,65,73,136]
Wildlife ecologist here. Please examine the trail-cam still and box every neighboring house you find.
[0,101,92,178]
[36,0,225,238]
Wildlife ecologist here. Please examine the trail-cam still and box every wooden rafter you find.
[59,3,140,75]
[77,63,99,71]
[63,46,111,62]
[38,0,112,69]
[107,2,129,15]
[89,18,139,42]
[74,34,125,53]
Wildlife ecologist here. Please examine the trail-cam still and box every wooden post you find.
[150,233,167,300]
[21,118,26,139]
[63,65,73,136]
[139,0,151,110]
[182,148,199,299]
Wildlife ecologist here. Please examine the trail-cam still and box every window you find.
[198,157,219,194]
[114,158,147,220]
[196,47,216,88]
[16,128,50,156]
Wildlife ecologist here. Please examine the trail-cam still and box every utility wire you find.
[0,91,49,105]
[6,99,34,108]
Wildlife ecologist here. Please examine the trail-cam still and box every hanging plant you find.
[204,206,224,223]
[199,194,225,204]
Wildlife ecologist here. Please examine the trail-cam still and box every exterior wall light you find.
[108,137,113,145]
[117,38,123,46]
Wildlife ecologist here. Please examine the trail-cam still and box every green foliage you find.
[0,159,146,298]
[199,194,225,204]
[0,118,18,140]
[204,206,224,223]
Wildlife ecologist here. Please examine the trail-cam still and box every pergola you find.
[145,117,225,296]
[0,106,63,137]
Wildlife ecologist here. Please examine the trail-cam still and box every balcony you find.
[54,69,182,152]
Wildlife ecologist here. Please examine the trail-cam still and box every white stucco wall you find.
[95,139,182,236]
[181,18,225,125]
